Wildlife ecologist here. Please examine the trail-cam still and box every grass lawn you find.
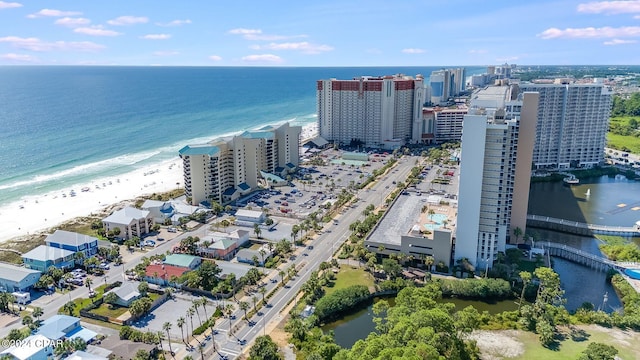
[90,303,128,318]
[607,133,640,155]
[514,325,640,360]
[324,265,374,297]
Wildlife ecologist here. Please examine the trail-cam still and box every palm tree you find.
[239,301,249,321]
[84,278,93,292]
[63,301,76,316]
[252,296,259,313]
[259,249,267,272]
[279,270,286,284]
[32,307,43,323]
[225,304,234,333]
[259,286,267,305]
[187,307,196,338]
[199,297,209,323]
[163,322,173,355]
[513,226,523,244]
[177,317,186,344]
[253,223,262,239]
[518,271,532,312]
[192,300,202,326]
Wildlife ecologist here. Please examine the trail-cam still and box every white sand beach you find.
[0,160,184,243]
[300,122,319,142]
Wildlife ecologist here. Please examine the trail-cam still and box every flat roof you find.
[22,245,74,262]
[367,194,419,247]
[216,261,253,278]
[235,209,263,218]
[178,144,220,156]
[0,262,40,282]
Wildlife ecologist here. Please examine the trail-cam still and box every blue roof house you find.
[22,245,75,272]
[45,230,98,258]
[0,263,41,292]
[35,315,96,342]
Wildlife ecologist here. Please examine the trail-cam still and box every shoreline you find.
[0,121,319,245]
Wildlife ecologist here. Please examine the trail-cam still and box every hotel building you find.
[517,80,613,169]
[317,75,425,149]
[419,106,469,144]
[455,87,539,269]
[179,123,301,206]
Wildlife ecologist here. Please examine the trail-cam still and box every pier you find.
[527,214,640,237]
[540,241,640,271]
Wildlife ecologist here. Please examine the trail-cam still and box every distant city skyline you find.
[0,0,639,66]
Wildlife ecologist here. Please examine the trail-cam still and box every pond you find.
[321,296,522,349]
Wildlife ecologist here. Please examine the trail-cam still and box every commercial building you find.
[419,106,468,144]
[316,75,425,149]
[102,207,154,240]
[179,122,301,206]
[517,80,613,169]
[0,263,41,292]
[455,89,539,269]
[429,68,466,105]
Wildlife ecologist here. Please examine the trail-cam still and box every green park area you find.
[323,265,374,297]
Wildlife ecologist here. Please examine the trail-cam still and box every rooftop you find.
[46,230,97,247]
[235,209,264,218]
[103,207,150,224]
[178,144,220,156]
[207,238,236,250]
[145,264,189,280]
[0,334,52,359]
[105,282,141,302]
[240,130,275,139]
[164,253,200,268]
[0,262,40,282]
[22,245,74,262]
[35,315,80,340]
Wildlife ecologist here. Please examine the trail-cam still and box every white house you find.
[102,207,154,240]
[234,209,265,225]
[141,200,204,225]
[0,334,54,360]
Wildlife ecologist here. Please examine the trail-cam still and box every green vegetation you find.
[314,285,370,321]
[596,235,640,262]
[611,93,640,117]
[607,132,640,154]
[249,335,283,360]
[90,303,128,318]
[324,266,374,297]
[608,93,640,153]
[438,278,513,300]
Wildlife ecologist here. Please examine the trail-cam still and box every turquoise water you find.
[0,66,486,207]
[424,223,442,231]
[429,213,448,223]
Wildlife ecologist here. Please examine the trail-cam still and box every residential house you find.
[236,245,272,266]
[35,315,97,342]
[197,237,237,260]
[0,263,41,292]
[45,230,98,258]
[0,334,54,360]
[144,264,189,287]
[208,229,250,247]
[141,200,204,225]
[66,350,109,360]
[102,207,154,240]
[103,282,142,307]
[22,245,75,272]
[163,254,201,269]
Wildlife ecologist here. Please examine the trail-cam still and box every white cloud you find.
[250,42,333,54]
[156,19,192,27]
[107,16,149,26]
[577,1,640,14]
[402,48,426,54]
[469,49,488,54]
[603,38,638,44]
[54,17,91,27]
[1,53,37,62]
[228,28,262,35]
[0,1,22,9]
[153,50,179,56]
[241,54,283,63]
[74,26,122,37]
[140,34,171,40]
[209,55,222,61]
[539,26,640,39]
[228,28,306,41]
[0,36,105,52]
[27,9,81,18]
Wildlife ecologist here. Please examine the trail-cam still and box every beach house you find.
[141,199,204,225]
[45,230,98,258]
[102,207,154,240]
[0,334,54,360]
[163,254,201,269]
[0,263,41,292]
[144,264,189,287]
[35,315,97,342]
[103,282,142,307]
[22,245,75,272]
[196,237,237,260]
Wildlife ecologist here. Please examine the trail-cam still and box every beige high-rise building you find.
[455,87,539,269]
[179,122,301,206]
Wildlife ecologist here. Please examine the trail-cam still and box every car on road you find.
[144,240,156,247]
[99,262,110,270]
[307,245,314,250]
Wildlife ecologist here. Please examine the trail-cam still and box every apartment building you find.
[455,90,539,269]
[317,75,424,149]
[518,80,613,169]
[179,122,301,206]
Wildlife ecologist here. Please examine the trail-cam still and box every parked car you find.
[167,227,177,233]
[99,263,110,270]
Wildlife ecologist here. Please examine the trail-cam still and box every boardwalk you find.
[527,214,640,237]
[541,241,640,271]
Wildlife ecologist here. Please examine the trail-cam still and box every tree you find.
[129,297,153,317]
[163,322,173,354]
[259,286,267,305]
[249,335,283,360]
[187,307,195,338]
[32,307,43,323]
[84,278,93,292]
[382,258,402,279]
[253,223,262,239]
[579,342,619,360]
[63,301,76,316]
[177,317,186,343]
[519,271,532,312]
[513,226,523,244]
[192,300,202,326]
[138,281,149,296]
[279,270,286,284]
[104,292,119,309]
[239,301,250,321]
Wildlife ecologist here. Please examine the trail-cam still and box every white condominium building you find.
[517,81,613,169]
[317,75,424,149]
[179,122,301,206]
[455,90,539,269]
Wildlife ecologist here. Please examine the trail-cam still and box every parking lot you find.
[129,294,211,339]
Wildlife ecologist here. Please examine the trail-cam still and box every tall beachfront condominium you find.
[517,81,613,170]
[455,88,539,269]
[420,106,468,144]
[317,75,425,149]
[429,68,466,105]
[179,123,301,206]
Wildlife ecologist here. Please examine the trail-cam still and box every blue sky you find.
[1,0,639,66]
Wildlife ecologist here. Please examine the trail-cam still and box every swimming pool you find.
[428,213,448,224]
[625,268,640,280]
[424,223,442,231]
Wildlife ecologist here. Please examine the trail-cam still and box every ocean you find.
[0,66,485,207]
